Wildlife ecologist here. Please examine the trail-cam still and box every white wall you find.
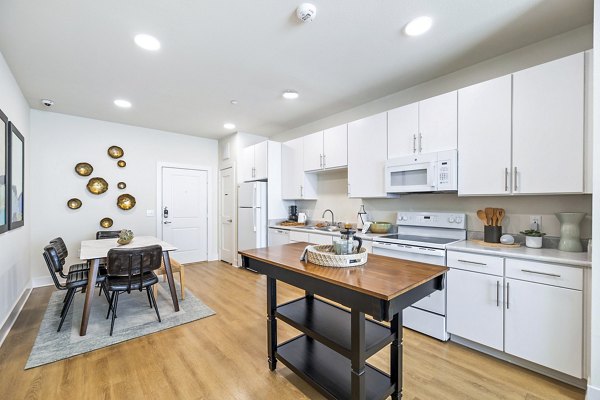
[589,2,600,398]
[29,110,219,282]
[0,51,31,328]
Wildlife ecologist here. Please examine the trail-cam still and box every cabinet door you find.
[268,229,290,246]
[323,124,347,169]
[348,112,388,198]
[281,138,303,199]
[513,53,584,194]
[388,102,419,158]
[447,269,504,351]
[504,278,582,378]
[308,233,333,245]
[240,145,255,182]
[253,141,268,180]
[303,131,324,172]
[419,91,458,153]
[458,76,512,195]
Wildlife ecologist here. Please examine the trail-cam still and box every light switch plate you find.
[146,209,155,217]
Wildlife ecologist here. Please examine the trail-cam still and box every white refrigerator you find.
[237,182,268,267]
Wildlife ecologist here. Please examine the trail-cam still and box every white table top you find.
[80,236,177,260]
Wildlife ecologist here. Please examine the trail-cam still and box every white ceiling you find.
[0,0,593,139]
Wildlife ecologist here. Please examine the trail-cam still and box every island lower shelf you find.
[276,296,394,359]
[277,335,394,400]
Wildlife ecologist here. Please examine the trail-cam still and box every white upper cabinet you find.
[458,75,512,195]
[348,112,388,198]
[323,124,348,169]
[418,91,458,153]
[241,141,268,182]
[388,102,419,159]
[388,91,457,159]
[512,52,584,194]
[281,137,318,200]
[303,124,348,172]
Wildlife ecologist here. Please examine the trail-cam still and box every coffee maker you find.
[289,205,298,222]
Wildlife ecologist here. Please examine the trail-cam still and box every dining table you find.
[78,236,179,336]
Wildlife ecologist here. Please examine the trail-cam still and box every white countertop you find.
[447,240,591,268]
[269,225,385,241]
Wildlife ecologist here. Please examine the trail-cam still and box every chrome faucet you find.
[322,209,335,226]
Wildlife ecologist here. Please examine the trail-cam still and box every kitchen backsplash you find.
[295,170,592,238]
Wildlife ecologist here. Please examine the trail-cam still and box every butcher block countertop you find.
[239,242,448,301]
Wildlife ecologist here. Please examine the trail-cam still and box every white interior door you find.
[162,167,208,263]
[220,168,234,264]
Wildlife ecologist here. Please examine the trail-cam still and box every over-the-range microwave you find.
[385,150,457,193]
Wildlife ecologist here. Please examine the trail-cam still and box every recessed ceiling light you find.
[282,90,299,100]
[224,123,236,130]
[404,16,433,36]
[230,100,239,105]
[114,99,132,108]
[134,34,161,51]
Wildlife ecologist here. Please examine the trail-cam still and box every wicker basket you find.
[304,245,368,268]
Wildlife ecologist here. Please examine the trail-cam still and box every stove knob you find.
[455,216,463,224]
[448,217,455,223]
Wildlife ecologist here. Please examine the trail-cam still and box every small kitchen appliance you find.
[385,150,457,193]
[289,205,298,222]
[372,211,466,341]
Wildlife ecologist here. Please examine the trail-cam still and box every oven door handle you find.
[372,242,446,257]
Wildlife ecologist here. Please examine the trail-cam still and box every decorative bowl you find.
[75,162,93,176]
[117,229,134,245]
[107,146,124,159]
[87,177,109,195]
[67,198,82,209]
[100,217,113,228]
[117,160,126,168]
[369,222,392,234]
[117,182,126,189]
[117,194,136,210]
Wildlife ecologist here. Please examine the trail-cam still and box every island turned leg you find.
[351,309,366,400]
[391,312,403,399]
[267,276,277,371]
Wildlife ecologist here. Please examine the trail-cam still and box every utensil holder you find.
[484,226,502,243]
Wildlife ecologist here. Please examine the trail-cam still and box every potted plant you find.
[520,229,546,248]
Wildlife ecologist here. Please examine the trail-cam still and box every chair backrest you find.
[106,245,162,292]
[96,230,121,240]
[49,237,68,265]
[43,244,66,290]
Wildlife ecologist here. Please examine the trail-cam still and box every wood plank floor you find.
[0,261,585,399]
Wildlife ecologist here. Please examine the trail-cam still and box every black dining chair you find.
[50,237,109,300]
[96,231,121,240]
[43,244,91,332]
[104,245,163,336]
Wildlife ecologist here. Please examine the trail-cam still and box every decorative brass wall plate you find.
[107,146,124,159]
[117,194,136,210]
[100,217,113,228]
[87,177,109,194]
[117,182,126,189]
[67,198,82,209]
[75,162,93,176]
[117,160,126,168]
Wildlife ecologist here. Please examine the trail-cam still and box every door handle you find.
[504,168,509,192]
[514,166,518,191]
[457,259,486,266]
[418,133,423,153]
[163,221,172,224]
[320,154,323,168]
[226,219,233,223]
[506,281,510,309]
[323,154,326,168]
[413,134,416,153]
[496,281,500,307]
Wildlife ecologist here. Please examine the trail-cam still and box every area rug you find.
[25,281,215,369]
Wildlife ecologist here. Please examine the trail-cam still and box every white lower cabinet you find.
[447,251,584,378]
[308,233,333,245]
[268,228,290,246]
[447,268,504,351]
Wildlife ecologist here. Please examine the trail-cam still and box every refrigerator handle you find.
[253,207,257,232]
[253,184,257,208]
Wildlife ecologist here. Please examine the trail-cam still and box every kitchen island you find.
[239,242,448,400]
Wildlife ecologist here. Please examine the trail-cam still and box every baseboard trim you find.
[0,287,32,349]
[587,384,600,400]
[450,335,587,389]
[31,275,54,288]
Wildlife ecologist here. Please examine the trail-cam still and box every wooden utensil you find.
[477,210,488,226]
[496,209,506,226]
[485,208,494,226]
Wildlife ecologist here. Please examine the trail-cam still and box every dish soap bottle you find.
[357,205,367,230]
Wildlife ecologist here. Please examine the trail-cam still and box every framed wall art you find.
[8,122,24,230]
[0,108,7,234]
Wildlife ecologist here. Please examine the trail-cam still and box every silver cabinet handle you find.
[347,183,351,196]
[457,259,487,266]
[300,185,303,198]
[506,281,510,309]
[504,168,509,192]
[514,166,518,191]
[320,154,323,168]
[496,281,500,307]
[413,134,416,153]
[163,221,172,224]
[323,154,326,168]
[521,269,561,278]
[418,133,423,153]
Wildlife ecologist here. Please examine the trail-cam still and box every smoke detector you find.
[41,99,55,107]
[296,3,317,23]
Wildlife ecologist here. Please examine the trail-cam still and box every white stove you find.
[372,212,466,341]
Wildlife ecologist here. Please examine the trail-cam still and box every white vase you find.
[556,212,585,252]
[525,236,543,249]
